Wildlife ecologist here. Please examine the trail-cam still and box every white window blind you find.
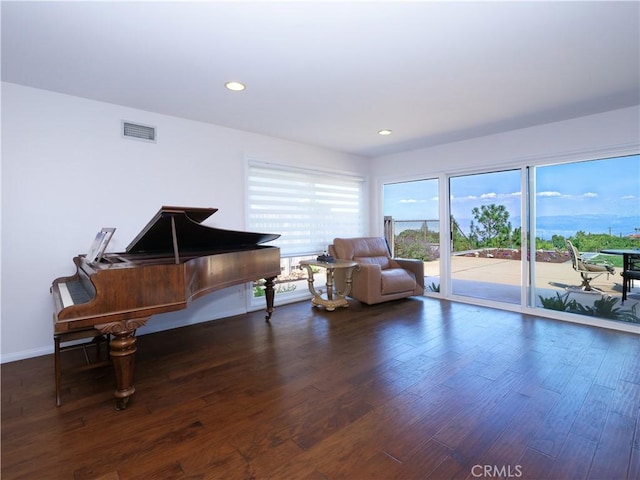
[247,161,366,256]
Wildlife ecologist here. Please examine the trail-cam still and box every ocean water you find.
[444,214,639,240]
[531,215,638,239]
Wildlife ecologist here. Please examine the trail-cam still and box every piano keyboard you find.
[58,281,92,308]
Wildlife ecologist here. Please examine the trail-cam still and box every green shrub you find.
[538,292,639,323]
[538,292,577,311]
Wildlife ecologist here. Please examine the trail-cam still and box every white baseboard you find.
[0,311,244,364]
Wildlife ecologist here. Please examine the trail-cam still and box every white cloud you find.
[452,191,525,202]
[451,195,477,201]
[480,192,497,199]
[537,191,599,200]
[538,191,562,197]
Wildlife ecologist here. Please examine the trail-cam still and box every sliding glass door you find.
[449,170,522,305]
[382,154,638,328]
[531,155,640,324]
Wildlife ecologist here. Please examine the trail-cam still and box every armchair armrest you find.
[332,262,381,296]
[349,263,382,302]
[394,258,425,289]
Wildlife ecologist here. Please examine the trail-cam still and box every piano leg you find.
[110,331,137,410]
[264,276,276,322]
[96,318,150,410]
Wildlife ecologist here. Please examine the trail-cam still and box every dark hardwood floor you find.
[2,297,639,479]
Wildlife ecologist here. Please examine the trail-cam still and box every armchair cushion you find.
[381,268,417,294]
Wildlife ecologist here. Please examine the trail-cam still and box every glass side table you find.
[299,259,358,311]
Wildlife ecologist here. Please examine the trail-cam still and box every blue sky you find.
[536,155,639,217]
[384,154,640,235]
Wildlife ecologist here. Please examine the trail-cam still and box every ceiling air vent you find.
[122,121,156,143]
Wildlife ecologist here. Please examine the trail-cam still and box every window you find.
[247,160,366,304]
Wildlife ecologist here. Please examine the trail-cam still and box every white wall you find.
[1,82,368,362]
[368,106,640,234]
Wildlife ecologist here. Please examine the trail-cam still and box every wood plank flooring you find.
[2,297,639,479]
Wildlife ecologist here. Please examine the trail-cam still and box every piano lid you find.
[125,206,280,254]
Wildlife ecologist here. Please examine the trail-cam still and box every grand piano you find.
[51,206,281,409]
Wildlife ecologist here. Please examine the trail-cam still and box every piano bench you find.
[54,329,111,407]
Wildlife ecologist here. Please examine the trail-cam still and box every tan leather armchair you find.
[328,237,424,305]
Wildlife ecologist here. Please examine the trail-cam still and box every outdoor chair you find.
[621,254,640,303]
[566,240,615,292]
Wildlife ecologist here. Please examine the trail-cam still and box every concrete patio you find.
[423,256,640,316]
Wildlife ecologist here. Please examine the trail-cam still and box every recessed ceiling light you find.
[225,81,246,92]
[378,129,392,136]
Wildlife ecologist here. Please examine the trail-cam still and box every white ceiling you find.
[2,1,639,157]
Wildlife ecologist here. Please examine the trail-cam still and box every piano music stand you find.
[86,227,115,266]
[54,329,111,406]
